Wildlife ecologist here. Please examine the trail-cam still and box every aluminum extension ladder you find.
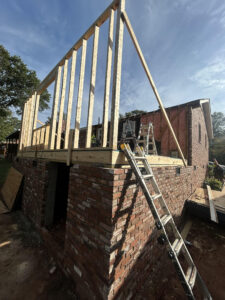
[120,143,212,300]
[137,122,158,155]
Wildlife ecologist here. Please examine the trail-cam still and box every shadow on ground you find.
[0,211,77,300]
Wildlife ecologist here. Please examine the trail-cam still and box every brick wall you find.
[13,157,207,299]
[141,106,188,158]
[140,103,210,169]
[108,164,206,299]
[190,106,209,167]
[63,164,115,299]
[13,158,49,227]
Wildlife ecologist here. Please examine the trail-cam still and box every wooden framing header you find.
[37,0,120,94]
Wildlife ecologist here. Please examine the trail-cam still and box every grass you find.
[0,159,12,187]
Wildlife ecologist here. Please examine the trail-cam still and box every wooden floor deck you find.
[17,149,185,167]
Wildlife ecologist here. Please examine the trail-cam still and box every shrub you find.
[207,164,215,177]
[204,177,223,191]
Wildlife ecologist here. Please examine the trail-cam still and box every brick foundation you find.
[13,157,207,299]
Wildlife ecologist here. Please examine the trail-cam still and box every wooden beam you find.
[36,128,41,145]
[64,50,77,149]
[24,98,32,148]
[102,9,114,147]
[27,93,36,146]
[19,102,27,150]
[49,65,62,150]
[85,26,100,148]
[33,94,40,130]
[160,111,179,139]
[40,127,45,145]
[23,100,30,148]
[67,129,74,166]
[37,119,44,126]
[181,218,192,240]
[74,39,87,148]
[44,125,50,149]
[122,11,187,167]
[109,0,125,149]
[207,185,218,223]
[56,59,69,149]
[17,149,186,167]
[36,0,120,94]
[33,130,37,146]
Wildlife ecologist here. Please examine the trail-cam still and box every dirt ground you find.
[138,217,225,299]
[1,211,225,299]
[0,211,77,300]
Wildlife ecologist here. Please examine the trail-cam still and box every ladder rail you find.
[121,142,212,300]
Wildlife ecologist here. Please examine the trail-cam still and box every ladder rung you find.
[160,214,172,226]
[143,174,153,180]
[152,193,162,201]
[172,238,183,256]
[134,156,146,160]
[186,266,197,289]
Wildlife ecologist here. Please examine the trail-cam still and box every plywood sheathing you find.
[0,167,23,213]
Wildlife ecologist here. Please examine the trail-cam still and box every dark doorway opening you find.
[45,162,70,247]
[54,163,70,225]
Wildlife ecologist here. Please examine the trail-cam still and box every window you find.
[176,167,181,176]
[198,123,201,143]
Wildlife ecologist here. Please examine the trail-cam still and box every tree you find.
[120,110,147,118]
[209,112,225,164]
[0,45,50,116]
[212,112,225,137]
[0,110,20,142]
[209,137,225,164]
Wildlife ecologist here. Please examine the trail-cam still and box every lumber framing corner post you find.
[33,93,40,131]
[74,39,87,149]
[56,59,69,149]
[19,101,27,150]
[49,65,62,150]
[102,8,115,148]
[28,92,37,147]
[109,0,125,150]
[64,49,77,150]
[24,98,32,149]
[86,25,100,148]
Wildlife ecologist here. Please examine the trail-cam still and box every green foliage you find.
[0,45,50,116]
[209,112,225,164]
[120,110,147,118]
[212,112,225,137]
[207,164,215,177]
[204,177,223,191]
[0,110,20,142]
[209,137,225,165]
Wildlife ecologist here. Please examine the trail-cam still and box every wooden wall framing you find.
[18,0,186,167]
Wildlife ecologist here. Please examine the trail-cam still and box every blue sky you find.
[1,0,225,124]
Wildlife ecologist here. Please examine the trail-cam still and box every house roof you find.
[6,130,20,140]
